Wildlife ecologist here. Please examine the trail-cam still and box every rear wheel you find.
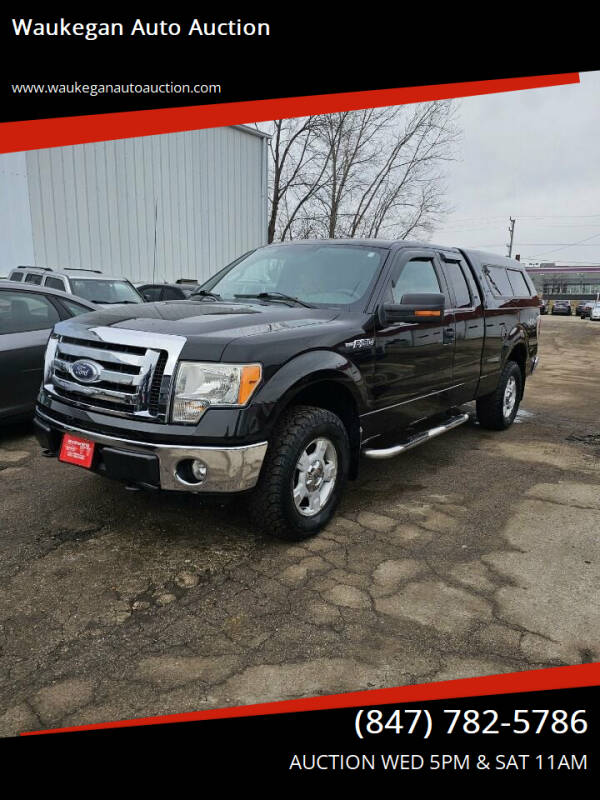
[476,361,523,430]
[248,405,350,540]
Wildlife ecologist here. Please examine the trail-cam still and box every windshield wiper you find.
[191,290,221,301]
[234,292,314,308]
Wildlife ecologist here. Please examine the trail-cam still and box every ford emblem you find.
[70,359,102,383]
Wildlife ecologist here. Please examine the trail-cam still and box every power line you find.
[444,213,600,223]
[529,231,600,259]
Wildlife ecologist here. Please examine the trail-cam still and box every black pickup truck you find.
[34,240,539,540]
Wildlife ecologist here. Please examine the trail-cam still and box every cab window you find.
[444,260,472,308]
[386,258,441,304]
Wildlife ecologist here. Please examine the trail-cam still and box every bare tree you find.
[262,117,328,243]
[265,101,458,242]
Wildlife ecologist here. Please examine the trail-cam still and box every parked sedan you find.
[551,300,572,315]
[0,281,96,423]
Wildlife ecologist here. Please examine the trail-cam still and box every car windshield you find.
[68,279,142,304]
[201,244,388,308]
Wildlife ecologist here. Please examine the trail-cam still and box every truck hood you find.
[55,300,342,361]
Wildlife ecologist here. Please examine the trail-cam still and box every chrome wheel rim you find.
[503,376,517,419]
[293,437,338,517]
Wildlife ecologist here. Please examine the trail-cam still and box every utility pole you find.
[507,217,516,258]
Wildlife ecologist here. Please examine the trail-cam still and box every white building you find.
[0,124,269,282]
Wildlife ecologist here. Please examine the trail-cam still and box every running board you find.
[362,413,470,460]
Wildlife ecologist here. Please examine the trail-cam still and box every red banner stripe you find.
[1,73,579,154]
[22,661,599,735]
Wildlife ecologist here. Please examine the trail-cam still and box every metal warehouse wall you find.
[24,126,268,284]
[0,152,35,275]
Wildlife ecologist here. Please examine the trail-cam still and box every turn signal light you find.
[238,365,262,404]
[415,310,442,317]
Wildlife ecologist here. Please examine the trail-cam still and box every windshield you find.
[200,244,388,308]
[69,279,142,304]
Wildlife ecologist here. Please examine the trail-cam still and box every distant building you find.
[525,264,600,299]
[0,125,269,282]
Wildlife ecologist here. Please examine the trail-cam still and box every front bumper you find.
[34,408,268,493]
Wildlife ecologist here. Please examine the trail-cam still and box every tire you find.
[476,361,523,430]
[248,404,350,541]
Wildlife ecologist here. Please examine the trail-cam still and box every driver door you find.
[369,249,456,432]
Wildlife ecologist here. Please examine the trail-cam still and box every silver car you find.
[7,266,143,307]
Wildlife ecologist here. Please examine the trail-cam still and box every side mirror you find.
[382,293,445,324]
[142,291,153,302]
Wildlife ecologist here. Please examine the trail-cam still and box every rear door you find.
[0,289,60,419]
[370,248,455,431]
[438,252,485,403]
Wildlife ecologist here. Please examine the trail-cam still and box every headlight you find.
[171,362,262,423]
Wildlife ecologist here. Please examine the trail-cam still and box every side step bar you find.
[362,413,470,460]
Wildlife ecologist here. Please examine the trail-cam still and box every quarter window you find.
[10,272,24,282]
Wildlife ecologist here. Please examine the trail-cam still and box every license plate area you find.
[59,433,95,468]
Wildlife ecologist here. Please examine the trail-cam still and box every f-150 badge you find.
[345,338,375,350]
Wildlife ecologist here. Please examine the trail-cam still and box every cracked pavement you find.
[0,315,599,734]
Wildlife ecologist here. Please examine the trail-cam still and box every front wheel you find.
[476,361,523,430]
[248,405,350,540]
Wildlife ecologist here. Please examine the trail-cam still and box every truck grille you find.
[44,327,186,421]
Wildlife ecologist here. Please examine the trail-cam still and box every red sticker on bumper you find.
[59,434,95,469]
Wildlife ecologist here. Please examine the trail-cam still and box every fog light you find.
[191,459,207,482]
[175,459,208,486]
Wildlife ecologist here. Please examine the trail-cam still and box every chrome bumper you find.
[36,409,268,493]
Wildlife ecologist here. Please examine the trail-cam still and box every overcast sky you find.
[433,70,600,265]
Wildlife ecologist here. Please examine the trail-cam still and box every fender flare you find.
[253,349,368,432]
